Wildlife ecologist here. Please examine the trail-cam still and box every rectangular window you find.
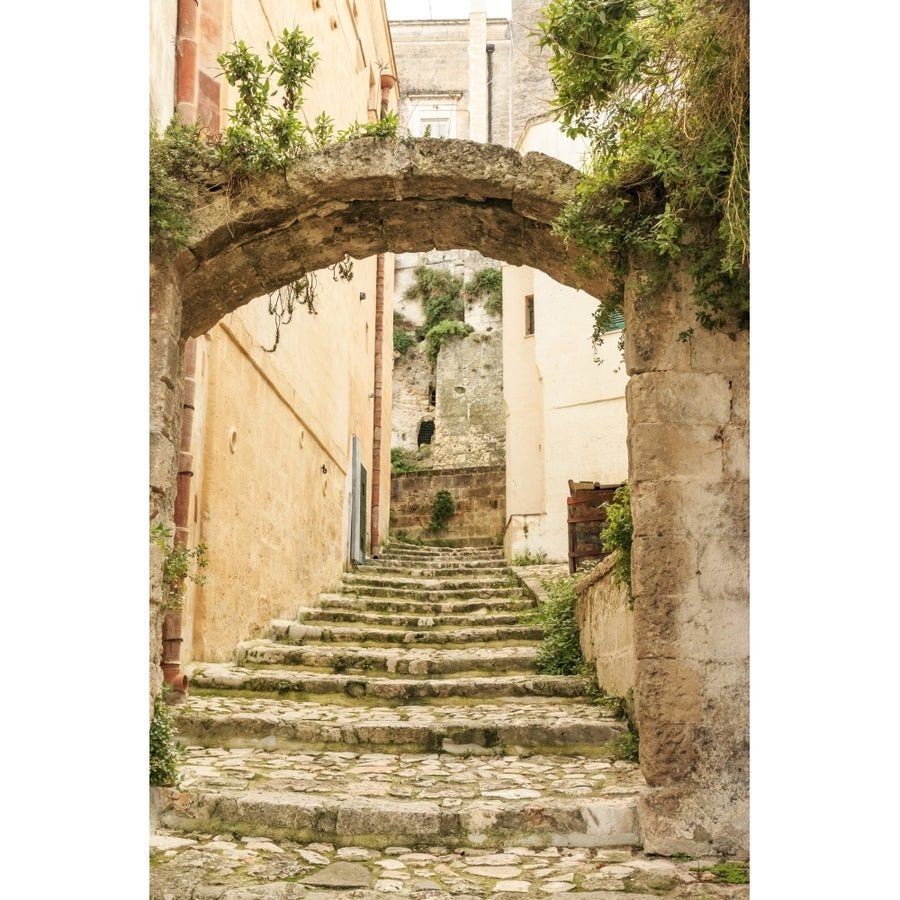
[525,295,535,336]
[601,310,625,333]
[419,117,450,138]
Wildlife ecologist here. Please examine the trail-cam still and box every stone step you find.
[295,607,526,629]
[342,572,515,592]
[316,593,535,616]
[171,696,628,756]
[362,558,510,574]
[155,745,644,850]
[185,663,589,703]
[379,546,506,562]
[236,640,541,677]
[337,584,527,602]
[270,620,543,647]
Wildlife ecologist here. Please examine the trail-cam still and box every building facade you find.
[150,0,398,664]
[389,1,629,564]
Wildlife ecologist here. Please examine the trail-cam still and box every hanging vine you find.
[263,274,318,352]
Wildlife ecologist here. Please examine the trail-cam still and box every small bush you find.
[465,266,503,317]
[424,320,474,367]
[393,327,416,356]
[391,447,423,474]
[149,688,185,786]
[429,490,455,530]
[533,576,584,675]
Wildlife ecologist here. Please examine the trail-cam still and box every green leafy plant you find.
[429,490,455,530]
[537,0,749,346]
[532,576,585,675]
[391,447,423,474]
[151,524,208,610]
[512,548,549,565]
[149,686,186,786]
[600,482,633,607]
[149,118,215,248]
[393,327,416,356]
[613,729,640,762]
[215,28,321,173]
[464,266,503,317]
[424,319,474,367]
[336,111,399,141]
[406,267,466,335]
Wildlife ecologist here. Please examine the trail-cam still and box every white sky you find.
[385,1,512,20]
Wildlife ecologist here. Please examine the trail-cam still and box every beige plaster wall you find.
[574,557,635,699]
[162,0,397,663]
[149,1,177,126]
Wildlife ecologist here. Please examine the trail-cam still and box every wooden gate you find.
[567,480,620,574]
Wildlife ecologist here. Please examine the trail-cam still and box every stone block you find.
[628,423,723,482]
[632,592,681,659]
[634,658,701,725]
[722,423,749,480]
[678,595,749,662]
[634,722,697,786]
[626,371,732,425]
[690,327,749,378]
[631,534,698,598]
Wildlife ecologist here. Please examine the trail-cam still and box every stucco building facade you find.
[150,0,398,665]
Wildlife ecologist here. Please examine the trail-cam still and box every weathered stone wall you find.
[389,466,506,546]
[430,331,505,469]
[149,252,187,722]
[625,256,749,859]
[574,557,635,700]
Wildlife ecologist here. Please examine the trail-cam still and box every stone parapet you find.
[574,557,635,700]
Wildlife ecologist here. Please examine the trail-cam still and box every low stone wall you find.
[574,557,635,699]
[389,466,505,546]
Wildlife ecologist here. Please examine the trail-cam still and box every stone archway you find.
[150,137,748,859]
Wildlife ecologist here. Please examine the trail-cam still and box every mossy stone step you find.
[270,620,543,646]
[316,593,535,615]
[294,608,524,629]
[236,639,541,676]
[171,696,627,756]
[156,744,642,849]
[186,663,589,703]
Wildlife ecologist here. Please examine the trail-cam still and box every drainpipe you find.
[371,256,385,556]
[162,338,197,693]
[175,0,199,125]
[486,43,495,144]
[370,72,395,556]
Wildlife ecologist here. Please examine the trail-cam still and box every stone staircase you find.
[155,541,645,872]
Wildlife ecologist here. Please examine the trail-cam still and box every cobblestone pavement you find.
[150,832,750,899]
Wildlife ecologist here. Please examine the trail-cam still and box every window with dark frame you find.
[525,295,535,336]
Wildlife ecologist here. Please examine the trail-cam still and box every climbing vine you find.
[537,0,749,345]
